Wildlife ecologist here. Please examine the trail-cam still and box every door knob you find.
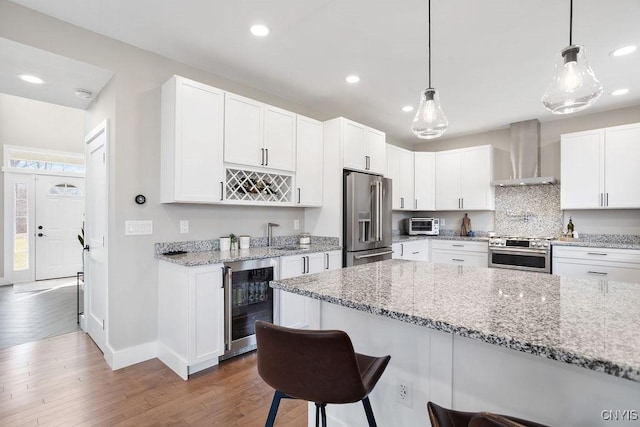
[38,233,46,237]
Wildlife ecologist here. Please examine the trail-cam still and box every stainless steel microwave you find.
[404,217,439,235]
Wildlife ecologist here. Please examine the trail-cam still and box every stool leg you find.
[266,390,285,427]
[362,397,377,427]
[320,404,327,427]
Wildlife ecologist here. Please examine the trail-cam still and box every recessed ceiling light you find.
[611,88,630,96]
[250,24,269,37]
[402,106,414,112]
[345,75,360,84]
[18,74,45,84]
[610,45,637,57]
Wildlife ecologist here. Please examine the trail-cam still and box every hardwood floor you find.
[0,282,81,349]
[0,332,307,426]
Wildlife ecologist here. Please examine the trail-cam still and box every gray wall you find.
[0,93,85,278]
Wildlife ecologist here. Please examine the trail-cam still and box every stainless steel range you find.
[488,237,552,273]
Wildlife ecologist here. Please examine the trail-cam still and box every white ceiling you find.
[0,37,114,110]
[7,0,640,142]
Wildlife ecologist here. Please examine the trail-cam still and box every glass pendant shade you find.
[411,88,448,139]
[542,45,603,114]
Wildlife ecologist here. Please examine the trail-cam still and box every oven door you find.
[489,248,550,273]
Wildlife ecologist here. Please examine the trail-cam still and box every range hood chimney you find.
[492,119,557,187]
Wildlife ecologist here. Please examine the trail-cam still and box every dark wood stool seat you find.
[255,320,391,427]
[427,401,550,427]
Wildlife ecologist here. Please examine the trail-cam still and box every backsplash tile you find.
[495,185,563,237]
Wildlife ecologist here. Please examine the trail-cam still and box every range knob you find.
[543,242,549,247]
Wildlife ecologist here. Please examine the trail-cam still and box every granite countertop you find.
[156,244,342,266]
[393,235,489,243]
[271,259,640,382]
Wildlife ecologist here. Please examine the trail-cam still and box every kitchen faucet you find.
[267,222,280,247]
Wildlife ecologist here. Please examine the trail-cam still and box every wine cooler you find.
[221,258,278,359]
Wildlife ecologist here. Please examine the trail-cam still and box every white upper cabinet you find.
[365,127,387,175]
[341,118,386,174]
[295,115,323,206]
[224,92,263,168]
[561,123,640,209]
[224,92,296,172]
[386,145,414,210]
[264,105,296,171]
[414,152,436,211]
[161,75,225,203]
[435,145,494,211]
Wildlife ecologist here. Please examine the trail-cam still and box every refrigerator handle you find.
[376,181,383,242]
[223,266,232,351]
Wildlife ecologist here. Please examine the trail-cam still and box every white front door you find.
[84,120,109,353]
[34,175,84,280]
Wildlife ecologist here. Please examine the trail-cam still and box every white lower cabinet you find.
[277,250,341,329]
[158,261,224,380]
[392,240,430,261]
[431,240,488,267]
[552,246,640,283]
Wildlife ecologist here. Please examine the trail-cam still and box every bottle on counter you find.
[567,217,574,238]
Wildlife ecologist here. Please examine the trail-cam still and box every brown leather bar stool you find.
[255,320,391,427]
[427,401,550,427]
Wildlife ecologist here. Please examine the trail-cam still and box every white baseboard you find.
[109,341,158,371]
[157,342,188,380]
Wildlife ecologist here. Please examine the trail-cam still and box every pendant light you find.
[411,0,448,139]
[542,0,602,114]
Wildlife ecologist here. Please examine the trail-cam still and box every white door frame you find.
[82,119,111,363]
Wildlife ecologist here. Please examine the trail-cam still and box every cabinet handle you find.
[365,155,370,170]
[401,243,404,257]
[220,182,224,201]
[401,197,404,209]
[606,192,609,207]
[452,244,465,247]
[325,253,329,270]
[301,257,306,275]
[261,148,265,166]
[600,193,603,207]
[412,251,419,255]
[415,199,418,210]
[458,198,461,209]
[297,188,301,204]
[587,271,608,276]
[587,252,608,256]
[452,258,464,262]
[265,148,269,166]
[461,198,464,209]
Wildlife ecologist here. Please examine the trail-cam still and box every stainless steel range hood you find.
[492,119,557,187]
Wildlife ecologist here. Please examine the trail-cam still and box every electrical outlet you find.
[441,218,446,226]
[396,379,412,408]
[293,219,300,230]
[180,220,189,234]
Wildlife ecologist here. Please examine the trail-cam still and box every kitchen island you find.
[270,259,640,426]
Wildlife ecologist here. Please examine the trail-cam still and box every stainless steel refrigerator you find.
[343,170,393,267]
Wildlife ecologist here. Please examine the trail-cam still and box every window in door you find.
[14,182,29,272]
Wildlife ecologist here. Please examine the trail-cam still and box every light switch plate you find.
[125,220,153,235]
[180,220,189,234]
[293,219,299,230]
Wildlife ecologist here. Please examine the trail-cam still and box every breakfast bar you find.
[270,259,640,427]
